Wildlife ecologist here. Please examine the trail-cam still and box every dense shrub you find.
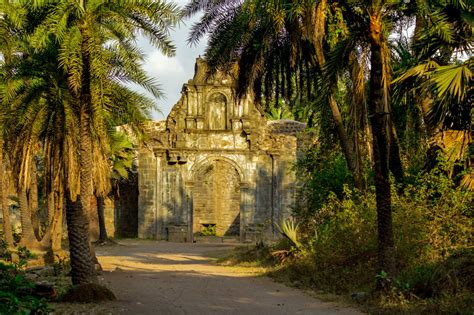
[0,262,50,314]
[268,165,473,312]
[294,150,354,218]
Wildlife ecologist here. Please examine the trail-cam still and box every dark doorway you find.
[114,172,139,238]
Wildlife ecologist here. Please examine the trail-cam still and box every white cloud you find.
[137,2,207,119]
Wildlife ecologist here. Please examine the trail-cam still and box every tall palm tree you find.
[2,0,180,285]
[392,0,473,187]
[186,0,425,279]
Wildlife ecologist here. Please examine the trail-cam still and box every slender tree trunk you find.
[389,126,404,183]
[97,195,108,242]
[0,144,14,246]
[369,16,396,279]
[328,96,364,189]
[51,185,64,251]
[18,188,39,248]
[29,160,41,239]
[42,183,63,252]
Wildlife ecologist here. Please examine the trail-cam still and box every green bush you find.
[0,261,50,314]
[0,239,11,261]
[295,150,353,217]
[200,224,216,236]
[271,164,473,311]
[17,247,34,261]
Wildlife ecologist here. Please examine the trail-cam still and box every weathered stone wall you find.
[135,58,305,242]
[137,149,157,238]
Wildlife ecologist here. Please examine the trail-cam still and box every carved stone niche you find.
[175,134,186,148]
[207,93,228,130]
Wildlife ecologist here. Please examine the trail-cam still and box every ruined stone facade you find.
[137,58,305,242]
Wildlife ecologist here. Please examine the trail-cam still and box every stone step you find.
[193,236,240,244]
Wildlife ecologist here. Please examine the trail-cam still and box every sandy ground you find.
[56,239,363,315]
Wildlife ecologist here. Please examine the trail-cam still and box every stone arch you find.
[207,92,228,130]
[190,156,245,183]
[190,157,243,237]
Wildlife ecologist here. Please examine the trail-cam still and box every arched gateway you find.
[137,58,305,242]
[192,159,241,236]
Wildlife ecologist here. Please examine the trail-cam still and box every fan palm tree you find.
[392,0,473,188]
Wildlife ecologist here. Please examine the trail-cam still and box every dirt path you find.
[75,240,362,314]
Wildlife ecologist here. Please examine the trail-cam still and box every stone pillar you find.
[197,87,203,116]
[255,154,272,225]
[155,150,165,239]
[138,149,157,239]
[239,183,251,242]
[279,155,295,224]
[185,181,194,242]
[271,153,282,237]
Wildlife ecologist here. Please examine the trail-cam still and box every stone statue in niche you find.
[208,93,227,130]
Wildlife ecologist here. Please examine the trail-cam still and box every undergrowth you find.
[0,261,50,314]
[221,166,473,314]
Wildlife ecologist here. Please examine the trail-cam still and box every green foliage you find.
[17,247,33,261]
[200,224,216,236]
[273,218,303,264]
[277,218,301,249]
[228,162,473,312]
[295,149,353,216]
[0,262,50,314]
[0,239,11,261]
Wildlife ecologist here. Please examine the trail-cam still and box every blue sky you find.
[137,0,206,119]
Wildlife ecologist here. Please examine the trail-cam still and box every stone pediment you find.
[164,58,265,142]
[143,58,306,160]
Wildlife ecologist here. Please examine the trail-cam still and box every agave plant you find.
[277,217,302,249]
[272,218,302,264]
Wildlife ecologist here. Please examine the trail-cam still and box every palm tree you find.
[2,0,180,285]
[392,0,473,187]
[187,0,426,279]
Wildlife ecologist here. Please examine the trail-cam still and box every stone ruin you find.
[133,58,306,242]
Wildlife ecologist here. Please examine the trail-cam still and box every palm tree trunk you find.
[42,184,63,252]
[29,160,41,239]
[62,25,97,285]
[65,190,96,284]
[97,195,109,242]
[18,188,39,247]
[0,144,14,246]
[369,16,396,279]
[51,185,64,251]
[328,96,364,190]
[389,126,404,183]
